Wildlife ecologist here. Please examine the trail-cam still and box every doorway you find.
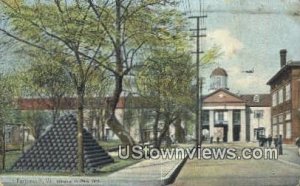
[233,125,240,141]
[223,125,228,142]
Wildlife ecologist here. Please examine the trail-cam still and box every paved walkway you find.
[0,157,183,186]
[107,157,183,185]
[172,143,300,186]
[278,144,300,167]
[173,158,300,186]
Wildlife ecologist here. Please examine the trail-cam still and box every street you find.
[172,143,300,186]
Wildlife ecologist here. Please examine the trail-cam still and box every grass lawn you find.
[98,140,122,150]
[1,151,140,176]
[0,151,22,171]
[98,155,141,176]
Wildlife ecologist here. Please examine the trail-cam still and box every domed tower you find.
[210,67,228,92]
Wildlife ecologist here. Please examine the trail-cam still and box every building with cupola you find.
[202,67,271,142]
[209,67,228,92]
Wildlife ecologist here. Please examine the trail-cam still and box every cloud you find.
[228,66,268,94]
[207,29,244,59]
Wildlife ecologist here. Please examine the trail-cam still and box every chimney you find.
[280,49,287,68]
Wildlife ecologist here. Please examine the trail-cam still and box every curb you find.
[162,156,188,186]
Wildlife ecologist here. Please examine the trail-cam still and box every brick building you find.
[267,49,300,144]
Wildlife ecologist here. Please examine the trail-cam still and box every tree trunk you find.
[157,114,177,148]
[107,114,135,145]
[1,126,5,171]
[95,110,101,141]
[76,87,84,174]
[138,109,145,144]
[0,136,2,173]
[157,122,170,148]
[87,110,94,133]
[174,117,185,143]
[102,104,108,141]
[153,110,160,148]
[105,78,128,145]
[51,96,61,124]
[104,0,135,146]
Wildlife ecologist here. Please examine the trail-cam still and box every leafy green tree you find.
[22,54,74,123]
[137,44,220,147]
[87,0,188,148]
[20,111,51,139]
[0,73,16,172]
[137,49,194,147]
[0,0,114,173]
[0,0,193,172]
[85,68,112,140]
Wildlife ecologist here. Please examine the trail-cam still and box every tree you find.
[20,111,51,139]
[137,43,220,147]
[0,1,113,173]
[85,68,112,140]
[137,49,194,147]
[87,0,188,148]
[0,0,184,172]
[22,54,74,123]
[0,73,16,172]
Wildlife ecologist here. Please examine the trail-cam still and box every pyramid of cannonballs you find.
[11,114,114,172]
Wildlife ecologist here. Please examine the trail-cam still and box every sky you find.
[180,0,300,95]
[1,0,300,96]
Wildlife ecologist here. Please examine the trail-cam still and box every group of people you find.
[259,135,282,147]
[259,135,283,155]
[259,135,300,156]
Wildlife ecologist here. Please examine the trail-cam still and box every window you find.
[279,124,284,137]
[286,122,291,139]
[254,110,264,119]
[254,128,265,139]
[272,92,277,106]
[285,112,291,121]
[215,111,228,124]
[253,95,260,103]
[218,111,224,121]
[285,83,291,101]
[278,89,283,104]
[202,110,209,125]
[272,116,277,124]
[278,114,284,123]
[216,77,221,88]
[272,125,277,136]
[233,110,241,125]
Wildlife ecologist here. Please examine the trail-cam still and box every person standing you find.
[278,135,283,155]
[267,134,273,147]
[295,137,300,156]
[274,135,278,148]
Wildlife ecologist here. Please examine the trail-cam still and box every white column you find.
[250,118,254,141]
[240,109,246,142]
[227,110,233,142]
[209,110,214,140]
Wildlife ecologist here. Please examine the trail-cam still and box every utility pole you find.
[189,7,207,150]
[22,123,25,154]
[2,124,5,171]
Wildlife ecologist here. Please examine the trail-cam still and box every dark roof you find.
[11,114,114,172]
[240,94,271,107]
[267,61,300,85]
[210,67,228,77]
